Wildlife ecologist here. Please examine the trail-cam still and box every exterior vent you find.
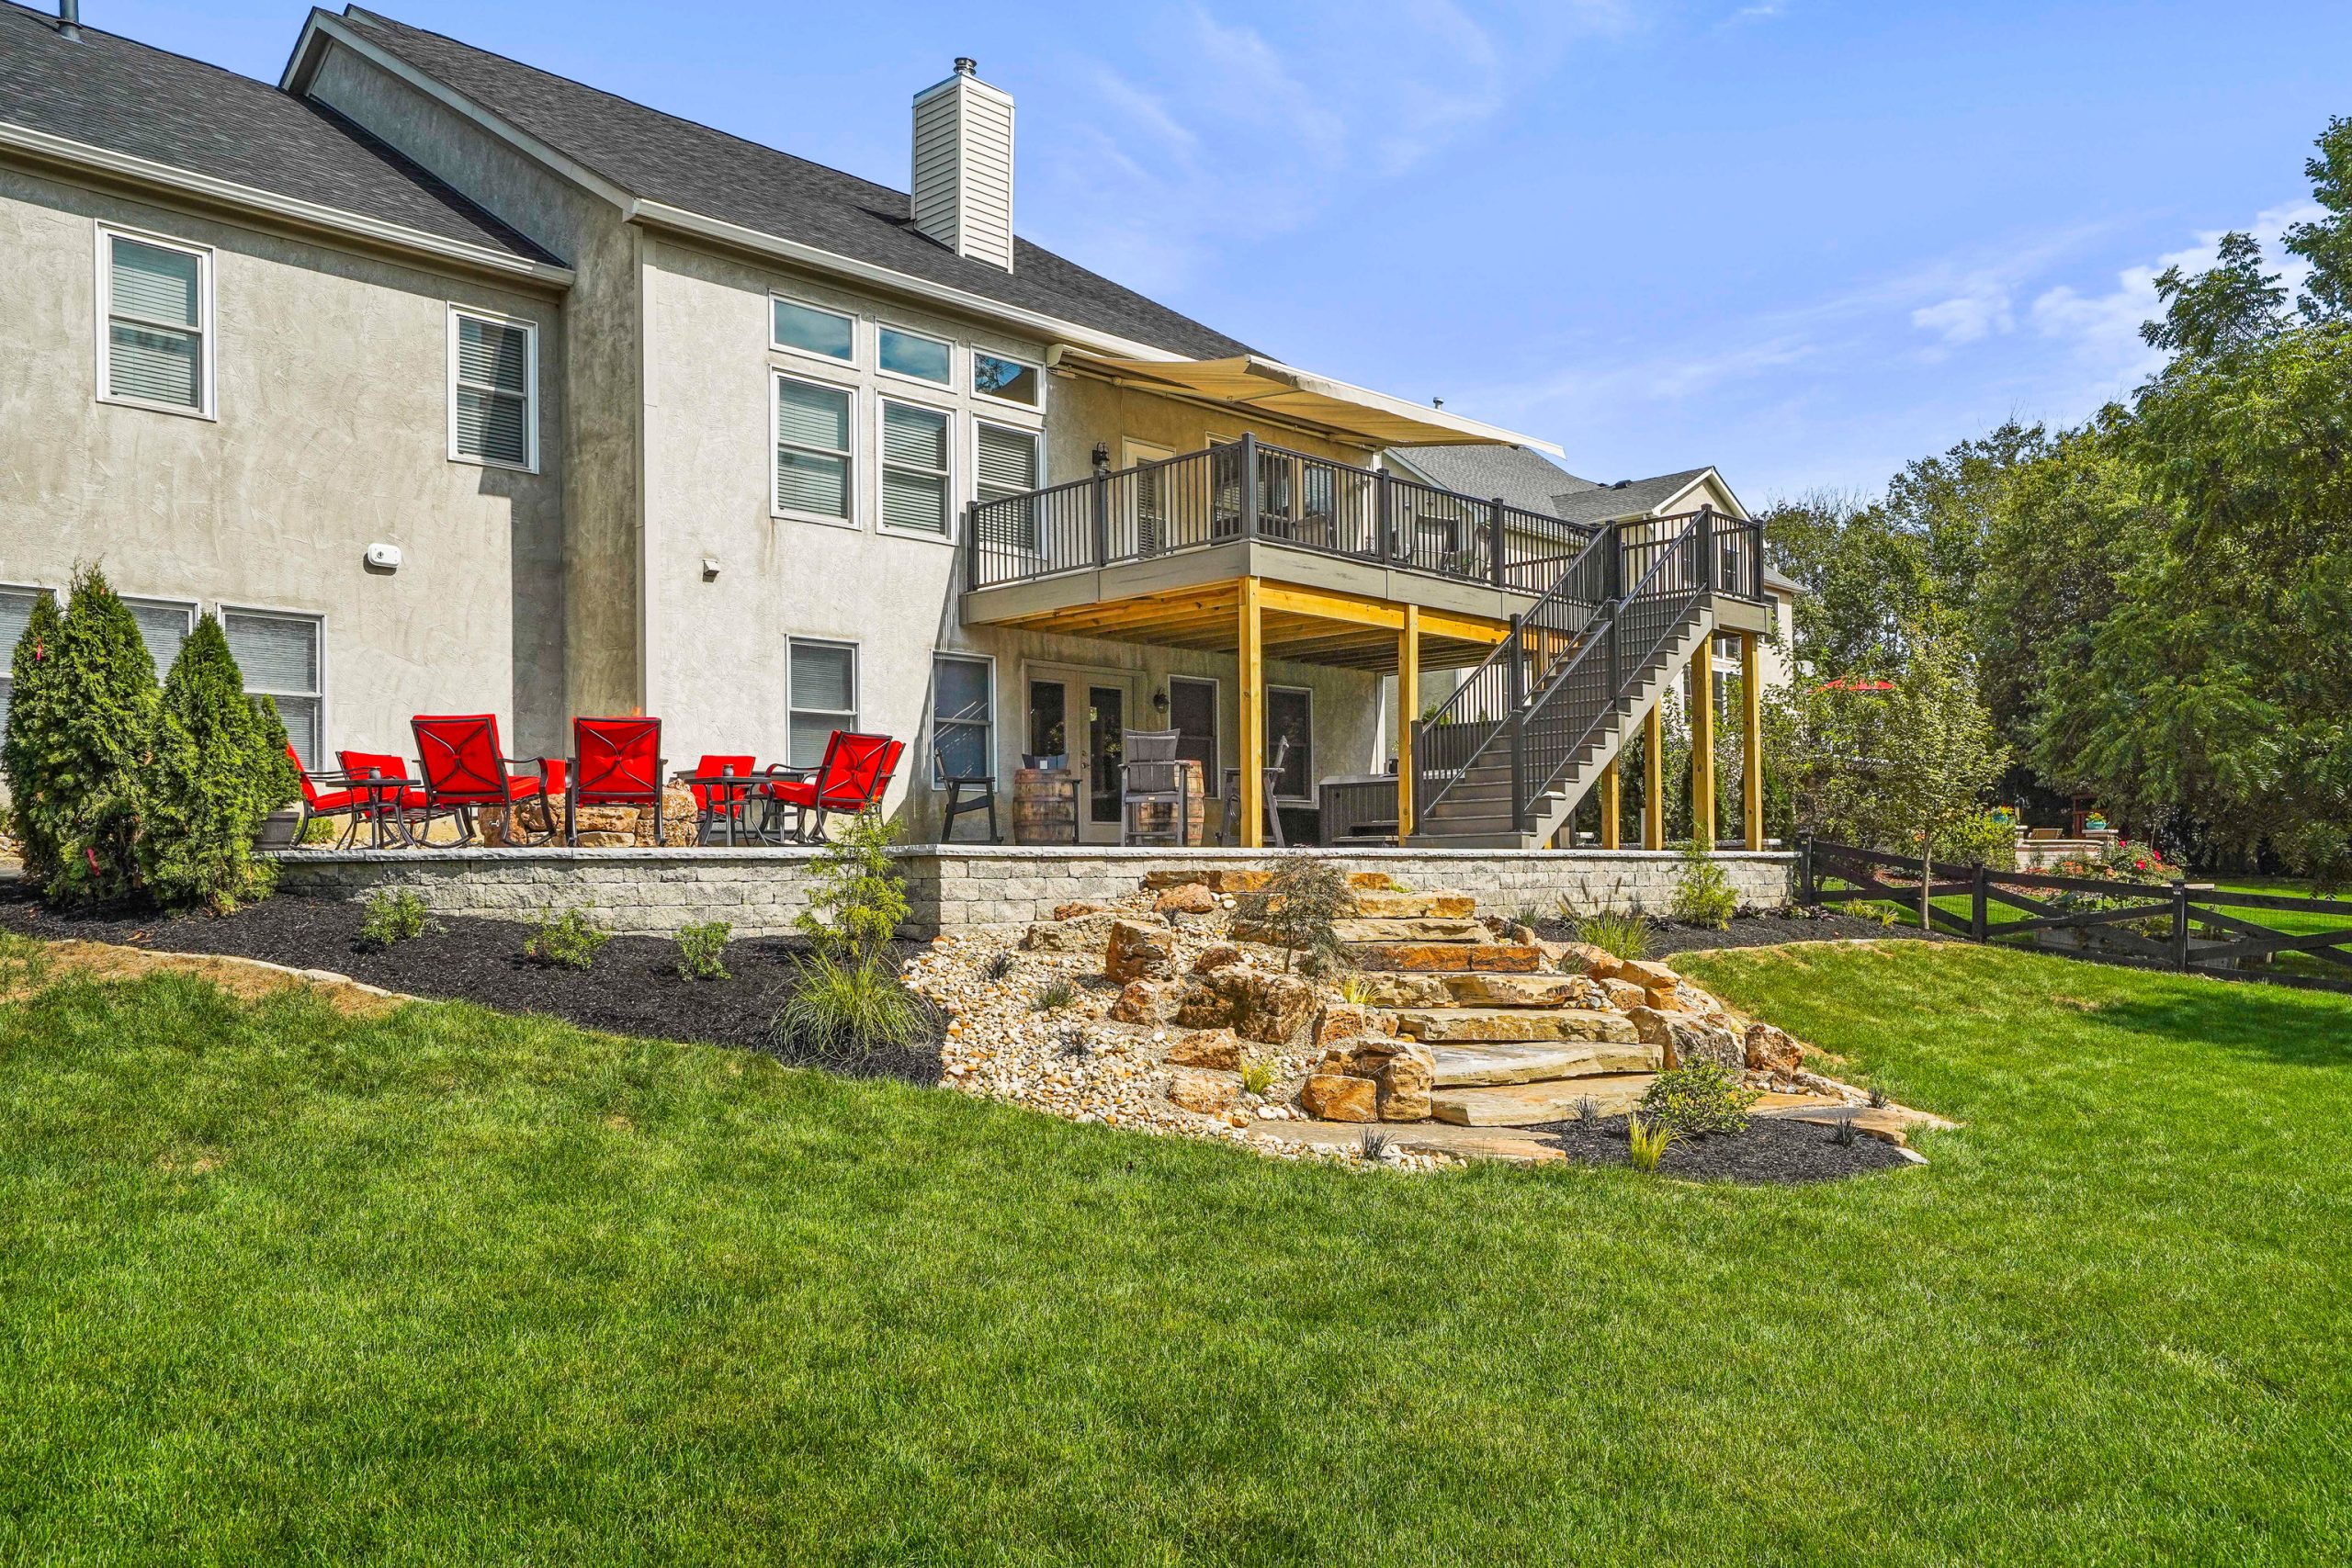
[911,59,1014,272]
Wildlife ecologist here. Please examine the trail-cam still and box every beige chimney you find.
[911,58,1014,272]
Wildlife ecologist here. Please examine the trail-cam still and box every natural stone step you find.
[1345,942,1542,974]
[1349,890,1477,919]
[1248,1121,1565,1165]
[1438,973,1592,1009]
[1427,1040,1663,1087]
[1430,1073,1656,1127]
[1329,917,1491,944]
[1387,1007,1640,1045]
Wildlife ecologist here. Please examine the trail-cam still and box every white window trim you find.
[446,305,539,473]
[1267,682,1314,804]
[96,225,215,421]
[928,649,996,790]
[219,602,327,764]
[786,636,859,767]
[120,594,198,663]
[876,393,957,544]
[769,291,858,366]
[971,348,1045,412]
[1167,673,1221,799]
[772,370,860,529]
[876,321,955,390]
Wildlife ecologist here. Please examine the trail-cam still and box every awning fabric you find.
[1060,353,1562,454]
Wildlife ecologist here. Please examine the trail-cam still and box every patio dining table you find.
[672,770,774,847]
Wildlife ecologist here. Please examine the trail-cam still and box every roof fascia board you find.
[281,11,636,211]
[0,118,574,288]
[627,199,1189,362]
[1654,468,1748,521]
[1238,357,1564,454]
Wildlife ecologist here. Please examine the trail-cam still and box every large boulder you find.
[1104,919,1177,982]
[1613,957,1681,991]
[1597,977,1650,1011]
[1313,1002,1394,1050]
[1167,1028,1243,1070]
[1053,900,1108,921]
[1108,979,1166,1024]
[1153,882,1217,917]
[1168,1068,1242,1114]
[1191,943,1244,976]
[1626,1006,1744,1072]
[1023,912,1119,953]
[1300,1074,1379,1122]
[1744,1021,1804,1075]
[1553,942,1622,978]
[1175,966,1319,1044]
[1375,1043,1437,1122]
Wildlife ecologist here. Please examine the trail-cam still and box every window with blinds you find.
[449,309,535,469]
[0,586,52,739]
[880,400,950,535]
[775,375,853,521]
[930,653,992,785]
[224,609,322,767]
[102,231,208,412]
[786,638,856,768]
[122,598,196,678]
[975,422,1040,549]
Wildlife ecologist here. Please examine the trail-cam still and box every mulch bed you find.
[0,886,943,1085]
[1533,905,1952,959]
[1525,1112,1915,1183]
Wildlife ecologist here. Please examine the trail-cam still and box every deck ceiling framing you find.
[968,576,1508,671]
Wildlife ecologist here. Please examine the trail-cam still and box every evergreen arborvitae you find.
[142,615,287,910]
[245,691,302,827]
[2,591,65,886]
[37,569,159,905]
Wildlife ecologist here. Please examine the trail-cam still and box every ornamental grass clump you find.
[524,907,610,971]
[1625,1115,1674,1173]
[1637,1061,1761,1140]
[775,951,923,1059]
[1575,907,1652,962]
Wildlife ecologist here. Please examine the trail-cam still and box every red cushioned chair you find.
[760,731,903,843]
[338,748,438,847]
[411,714,560,846]
[684,753,758,844]
[566,716,665,845]
[287,744,379,848]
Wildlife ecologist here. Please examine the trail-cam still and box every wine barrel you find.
[1126,760,1207,846]
[1012,767,1080,845]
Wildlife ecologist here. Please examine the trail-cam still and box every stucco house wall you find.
[0,164,567,755]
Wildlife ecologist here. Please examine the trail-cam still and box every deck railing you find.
[965,434,1598,595]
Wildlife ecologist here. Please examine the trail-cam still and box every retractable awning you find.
[1057,352,1562,454]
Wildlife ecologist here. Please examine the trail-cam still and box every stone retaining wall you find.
[272,846,1795,938]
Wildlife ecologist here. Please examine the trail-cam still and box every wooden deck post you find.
[1741,630,1764,851]
[1238,575,1265,849]
[1641,705,1664,851]
[1396,604,1419,840]
[1599,756,1622,850]
[1690,634,1716,849]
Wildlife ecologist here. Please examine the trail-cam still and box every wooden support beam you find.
[1642,705,1664,851]
[1238,575,1265,850]
[1690,634,1716,849]
[1742,630,1764,851]
[1599,755,1621,850]
[1396,604,1419,840]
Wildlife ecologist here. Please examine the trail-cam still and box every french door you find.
[1025,665,1136,844]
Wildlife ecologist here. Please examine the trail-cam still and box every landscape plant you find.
[357,888,430,947]
[1239,1056,1278,1098]
[1032,976,1077,1012]
[1636,1060,1760,1139]
[1625,1114,1673,1172]
[1668,841,1739,930]
[139,615,299,911]
[1,589,64,886]
[780,806,920,1055]
[1238,858,1351,975]
[524,907,610,971]
[674,919,732,981]
[775,951,922,1058]
[1574,907,1651,962]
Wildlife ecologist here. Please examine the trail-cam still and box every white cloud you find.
[1911,286,2014,347]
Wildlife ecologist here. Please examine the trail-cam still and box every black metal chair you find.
[1221,734,1293,849]
[1118,728,1193,846]
[940,773,1001,843]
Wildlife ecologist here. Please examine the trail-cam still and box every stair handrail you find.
[1412,521,1617,820]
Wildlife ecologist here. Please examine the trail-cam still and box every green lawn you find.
[3,934,2347,1565]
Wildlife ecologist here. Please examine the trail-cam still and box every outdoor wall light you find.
[1091,441,1111,473]
[363,542,401,572]
[701,555,722,581]
[1151,687,1169,716]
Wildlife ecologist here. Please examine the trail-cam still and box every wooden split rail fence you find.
[1800,838,2352,996]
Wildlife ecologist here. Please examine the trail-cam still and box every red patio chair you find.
[286,744,378,848]
[339,749,438,847]
[411,714,560,846]
[684,753,758,844]
[566,716,665,844]
[760,731,903,843]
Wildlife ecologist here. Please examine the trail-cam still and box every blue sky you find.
[88,0,2352,500]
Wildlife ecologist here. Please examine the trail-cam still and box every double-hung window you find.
[449,309,537,469]
[775,375,854,523]
[786,637,857,768]
[100,230,210,415]
[224,609,322,767]
[0,586,53,737]
[123,597,196,679]
[879,400,951,536]
[931,653,993,785]
[975,421,1042,550]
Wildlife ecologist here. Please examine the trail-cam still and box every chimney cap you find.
[954,57,978,76]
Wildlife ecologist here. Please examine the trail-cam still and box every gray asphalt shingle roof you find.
[0,1,560,263]
[1388,444,1596,513]
[1544,467,1716,525]
[332,7,1257,360]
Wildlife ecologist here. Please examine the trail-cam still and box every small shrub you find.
[300,816,342,845]
[1626,1115,1674,1173]
[1669,842,1738,931]
[1238,858,1351,974]
[675,919,732,980]
[775,952,922,1058]
[1033,976,1078,1012]
[1577,907,1652,962]
[980,950,1014,982]
[358,887,430,947]
[524,906,610,971]
[1637,1060,1760,1139]
[795,807,907,968]
[1357,1128,1394,1162]
[1240,1056,1279,1098]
